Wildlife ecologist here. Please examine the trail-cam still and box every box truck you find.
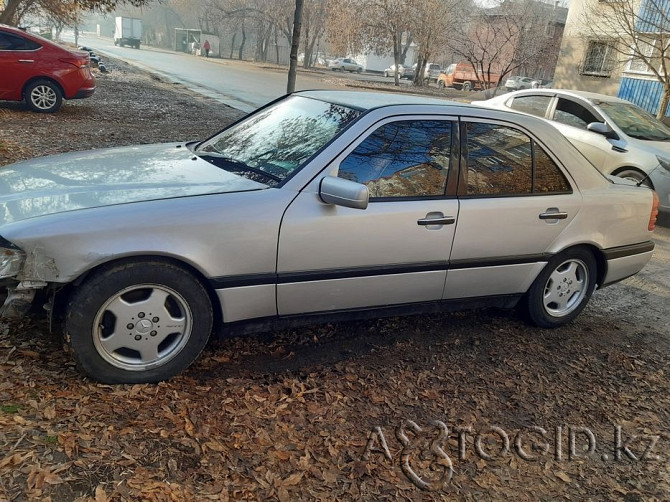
[114,17,142,49]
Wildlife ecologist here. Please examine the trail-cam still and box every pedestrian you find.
[203,39,211,58]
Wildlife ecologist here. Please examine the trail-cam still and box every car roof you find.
[294,90,455,111]
[506,88,630,105]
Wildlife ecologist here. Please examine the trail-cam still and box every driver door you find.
[276,117,459,315]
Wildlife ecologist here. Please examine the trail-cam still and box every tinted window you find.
[553,99,598,129]
[510,95,552,117]
[338,121,452,198]
[466,123,532,195]
[534,144,571,193]
[0,32,40,50]
[466,123,571,196]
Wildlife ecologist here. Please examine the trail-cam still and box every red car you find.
[0,24,95,113]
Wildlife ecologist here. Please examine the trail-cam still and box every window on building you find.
[628,37,656,74]
[581,40,617,76]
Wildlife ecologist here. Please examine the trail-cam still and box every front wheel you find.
[462,81,472,92]
[438,80,445,89]
[66,260,213,383]
[25,80,62,113]
[523,248,597,328]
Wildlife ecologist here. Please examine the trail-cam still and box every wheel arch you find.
[549,243,607,288]
[22,76,65,101]
[54,254,223,329]
[611,166,654,189]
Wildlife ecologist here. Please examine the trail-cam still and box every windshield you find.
[598,101,670,141]
[196,96,360,184]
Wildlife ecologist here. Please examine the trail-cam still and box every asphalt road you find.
[64,31,411,112]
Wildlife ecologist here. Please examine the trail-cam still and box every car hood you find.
[0,143,267,224]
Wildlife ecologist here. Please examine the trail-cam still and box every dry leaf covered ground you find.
[0,60,669,502]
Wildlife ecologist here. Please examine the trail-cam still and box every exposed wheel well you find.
[611,166,654,189]
[22,77,65,101]
[53,256,223,330]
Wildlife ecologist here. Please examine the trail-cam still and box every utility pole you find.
[286,0,304,93]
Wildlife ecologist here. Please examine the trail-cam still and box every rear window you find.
[0,32,41,50]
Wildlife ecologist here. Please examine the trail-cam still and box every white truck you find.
[114,17,142,49]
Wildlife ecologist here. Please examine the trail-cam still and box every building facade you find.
[554,0,670,117]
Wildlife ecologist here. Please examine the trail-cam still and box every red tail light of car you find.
[649,190,659,231]
[59,57,90,69]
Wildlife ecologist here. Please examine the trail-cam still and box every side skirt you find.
[216,294,523,339]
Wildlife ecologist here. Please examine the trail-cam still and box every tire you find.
[356,67,362,74]
[462,81,472,92]
[384,71,389,77]
[65,260,213,383]
[25,79,62,113]
[339,66,345,72]
[438,80,445,89]
[523,248,597,328]
[614,168,653,188]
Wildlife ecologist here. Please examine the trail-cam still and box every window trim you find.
[548,97,604,131]
[333,115,460,202]
[457,117,574,198]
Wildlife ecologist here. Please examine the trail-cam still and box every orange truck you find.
[437,63,500,91]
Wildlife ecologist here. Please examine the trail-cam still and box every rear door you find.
[277,117,460,315]
[445,118,582,299]
[0,30,42,100]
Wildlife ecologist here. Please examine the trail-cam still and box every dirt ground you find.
[0,60,669,502]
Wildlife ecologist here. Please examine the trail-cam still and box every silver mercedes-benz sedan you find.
[0,91,659,383]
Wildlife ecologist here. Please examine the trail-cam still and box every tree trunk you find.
[238,23,246,60]
[275,27,280,64]
[287,0,304,93]
[302,24,310,68]
[392,34,400,87]
[0,0,21,25]
[230,32,236,59]
[657,85,670,121]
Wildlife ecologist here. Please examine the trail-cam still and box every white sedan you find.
[477,89,670,221]
[327,57,363,73]
[0,91,658,383]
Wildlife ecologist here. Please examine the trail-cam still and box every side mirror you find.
[319,176,369,210]
[587,122,620,140]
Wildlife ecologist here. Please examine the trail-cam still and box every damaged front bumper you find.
[0,238,46,318]
[0,280,47,318]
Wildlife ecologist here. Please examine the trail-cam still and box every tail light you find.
[648,190,659,231]
[59,57,90,69]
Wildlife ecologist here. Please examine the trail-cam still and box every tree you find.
[410,0,464,87]
[287,0,304,92]
[0,0,152,26]
[328,0,414,86]
[582,0,670,120]
[447,0,561,93]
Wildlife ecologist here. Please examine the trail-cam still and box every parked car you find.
[505,76,534,91]
[477,89,670,220]
[0,24,95,113]
[383,63,409,78]
[0,91,657,383]
[531,79,552,89]
[417,62,441,82]
[328,57,363,73]
[438,62,499,91]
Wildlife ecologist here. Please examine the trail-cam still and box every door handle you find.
[18,59,34,63]
[539,210,568,220]
[417,216,456,225]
